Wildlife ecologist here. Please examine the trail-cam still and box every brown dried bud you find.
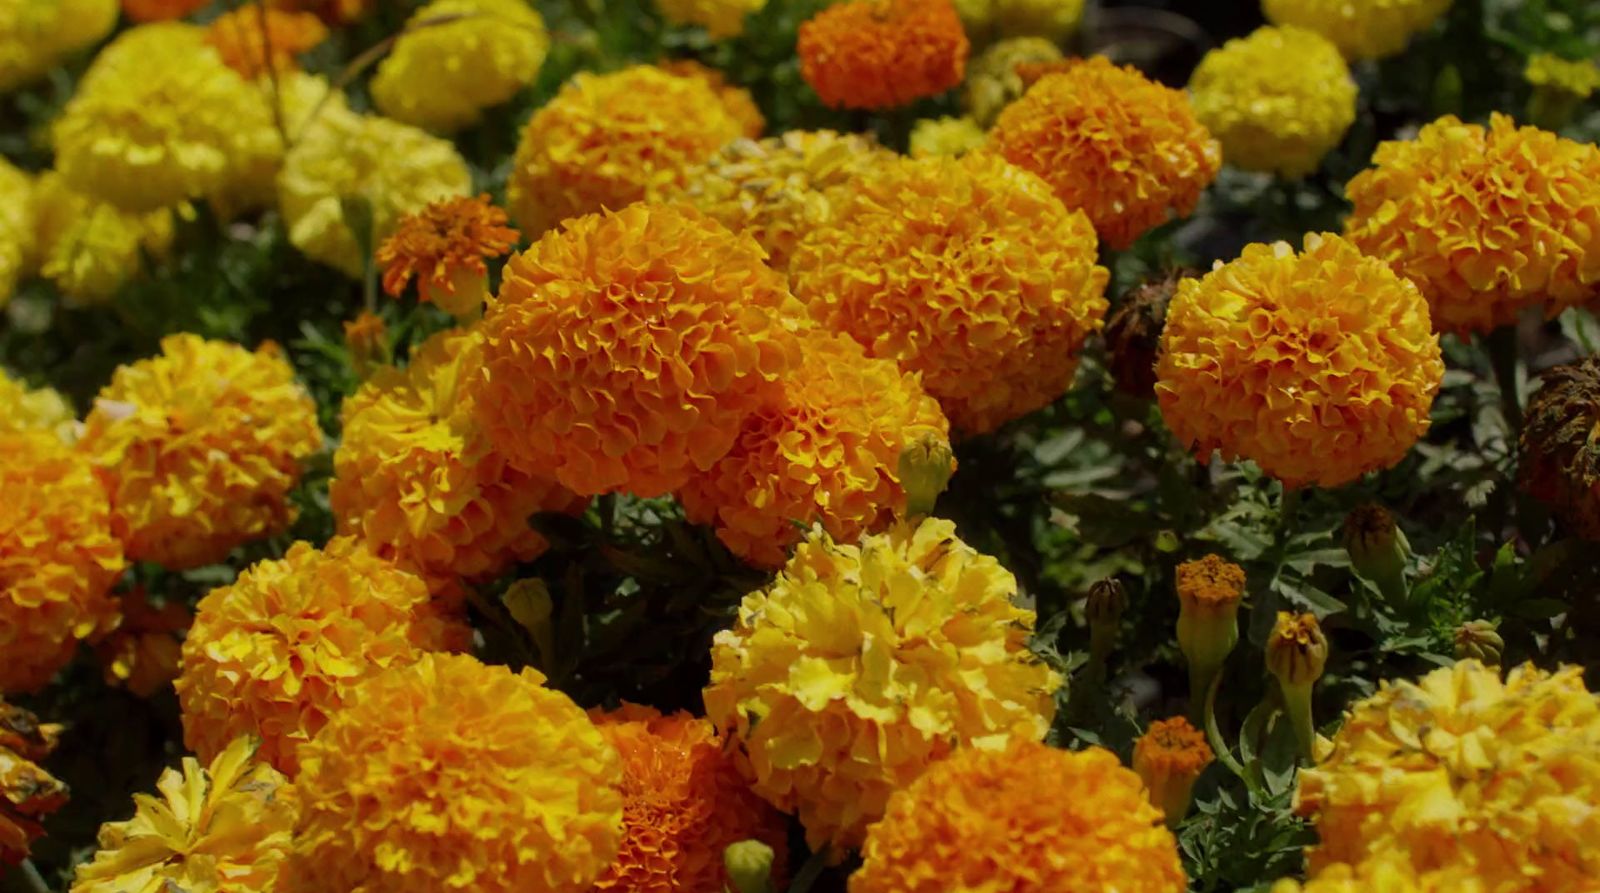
[1105,269,1196,399]
[1,700,68,867]
[1520,356,1600,540]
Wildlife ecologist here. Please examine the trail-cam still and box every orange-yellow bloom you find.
[0,369,77,443]
[1271,852,1490,893]
[0,700,67,867]
[377,194,519,316]
[658,59,765,139]
[94,589,190,697]
[204,4,328,78]
[1133,717,1214,828]
[798,0,969,110]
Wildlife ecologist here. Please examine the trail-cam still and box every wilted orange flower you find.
[204,4,328,78]
[470,203,804,497]
[790,151,1109,435]
[1344,113,1600,335]
[377,194,519,316]
[121,0,207,21]
[1133,717,1214,827]
[1,431,123,694]
[1521,355,1600,540]
[1156,234,1443,489]
[175,538,448,775]
[989,56,1221,249]
[591,704,790,893]
[659,59,765,138]
[851,742,1186,893]
[798,0,969,110]
[1,700,67,867]
[284,653,623,893]
[94,589,190,698]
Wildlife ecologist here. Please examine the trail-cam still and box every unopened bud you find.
[1104,270,1195,399]
[1175,555,1245,714]
[1086,578,1125,665]
[897,432,956,517]
[723,839,776,893]
[1454,620,1504,666]
[1266,612,1327,763]
[1342,503,1411,603]
[1133,716,1213,829]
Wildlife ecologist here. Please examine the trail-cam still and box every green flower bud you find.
[1342,503,1411,604]
[723,839,776,893]
[1086,577,1125,666]
[1454,619,1504,666]
[1174,554,1245,723]
[897,431,956,517]
[1266,612,1327,763]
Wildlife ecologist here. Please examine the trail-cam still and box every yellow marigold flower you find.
[78,334,324,570]
[470,203,803,497]
[678,333,951,569]
[284,652,624,893]
[376,194,519,316]
[120,0,207,21]
[797,0,969,110]
[1156,234,1443,489]
[989,56,1221,249]
[658,59,766,139]
[0,369,76,443]
[94,589,189,698]
[0,431,123,694]
[332,328,586,592]
[1295,660,1600,890]
[0,158,32,308]
[507,65,745,237]
[908,115,986,157]
[70,736,295,893]
[278,110,472,277]
[674,130,888,273]
[1521,356,1600,540]
[212,71,354,221]
[1263,0,1450,60]
[591,704,790,893]
[1525,52,1600,99]
[963,36,1063,127]
[31,172,176,305]
[1134,716,1214,828]
[1189,26,1356,178]
[1344,113,1600,335]
[204,4,328,78]
[371,0,549,134]
[851,742,1186,893]
[1,699,68,866]
[704,517,1061,850]
[791,151,1109,435]
[0,0,118,93]
[952,0,1086,45]
[655,0,766,38]
[1271,852,1489,893]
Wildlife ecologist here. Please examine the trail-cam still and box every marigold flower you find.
[952,0,1084,43]
[78,334,324,570]
[1262,0,1450,60]
[211,71,355,221]
[372,0,549,133]
[791,151,1108,435]
[704,517,1061,850]
[278,110,472,277]
[1525,53,1600,99]
[70,736,295,893]
[120,0,207,21]
[655,0,766,39]
[989,56,1221,249]
[1156,234,1444,489]
[285,652,623,893]
[1521,356,1600,540]
[0,700,67,866]
[797,0,969,110]
[0,0,118,93]
[1134,717,1213,828]
[470,203,803,497]
[1295,660,1600,890]
[591,704,789,893]
[908,116,986,157]
[724,841,776,893]
[0,432,123,693]
[962,36,1063,127]
[94,589,189,698]
[377,194,519,316]
[266,0,369,24]
[851,742,1185,893]
[507,65,745,237]
[657,59,765,139]
[342,310,389,379]
[1271,853,1489,893]
[31,171,176,305]
[1344,113,1600,335]
[0,369,76,443]
[204,4,328,78]
[678,332,950,569]
[0,159,32,309]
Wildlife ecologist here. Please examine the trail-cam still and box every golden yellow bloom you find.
[0,158,32,309]
[657,59,766,139]
[989,56,1221,249]
[591,704,790,893]
[952,0,1085,44]
[908,116,986,157]
[1521,356,1600,540]
[204,4,328,78]
[1525,53,1600,99]
[1295,660,1600,890]
[278,111,472,276]
[962,36,1063,127]
[704,517,1061,850]
[791,151,1109,435]
[285,652,623,893]
[377,194,519,316]
[372,0,549,133]
[0,0,118,93]
[0,369,76,443]
[0,431,122,693]
[78,334,324,570]
[1156,234,1443,488]
[507,65,745,237]
[1263,0,1451,60]
[1344,113,1600,335]
[94,589,189,698]
[655,0,766,38]
[1,700,67,866]
[851,742,1185,893]
[797,0,969,110]
[31,171,176,305]
[1271,853,1490,893]
[678,333,950,569]
[120,0,206,21]
[1134,716,1214,828]
[210,71,355,221]
[70,736,295,893]
[470,203,803,497]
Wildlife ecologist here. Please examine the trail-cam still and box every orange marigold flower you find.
[0,700,68,867]
[591,704,790,893]
[94,589,190,698]
[1133,717,1214,828]
[851,742,1186,893]
[790,151,1109,435]
[377,194,519,316]
[678,332,951,569]
[204,4,328,78]
[121,0,207,21]
[507,65,746,237]
[988,56,1221,249]
[469,203,804,497]
[332,328,587,592]
[284,653,624,893]
[659,59,765,139]
[798,0,969,110]
[1156,234,1443,489]
[175,537,447,775]
[1343,113,1600,335]
[265,0,369,24]
[0,431,123,694]
[77,334,324,570]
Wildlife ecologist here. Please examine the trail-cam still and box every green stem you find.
[1278,486,1302,540]
[1281,682,1317,765]
[788,847,831,893]
[1487,325,1523,439]
[1201,670,1246,779]
[17,861,50,893]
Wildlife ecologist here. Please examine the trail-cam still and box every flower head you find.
[1263,0,1451,60]
[95,590,190,697]
[1344,113,1600,335]
[791,151,1108,435]
[1271,853,1489,893]
[469,203,803,497]
[70,737,295,893]
[204,4,328,78]
[657,59,766,139]
[952,0,1085,44]
[31,171,176,305]
[989,56,1220,249]
[1174,554,1244,698]
[850,742,1186,893]
[0,700,68,866]
[655,0,767,39]
[1521,356,1600,540]
[78,334,324,570]
[704,517,1061,850]
[1134,717,1214,828]
[120,0,207,20]
[265,0,369,24]
[284,653,623,893]
[962,36,1063,127]
[1525,53,1600,99]
[797,0,969,110]
[0,369,77,443]
[0,0,118,93]
[908,116,986,157]
[210,71,355,221]
[0,159,33,309]
[1104,269,1194,400]
[377,194,519,315]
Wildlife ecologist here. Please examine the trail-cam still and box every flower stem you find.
[17,861,50,893]
[1487,325,1523,439]
[788,847,831,893]
[1202,669,1249,781]
[1281,681,1317,765]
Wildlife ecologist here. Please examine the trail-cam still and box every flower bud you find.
[1104,269,1194,399]
[897,431,956,517]
[1520,355,1600,541]
[1266,612,1327,763]
[723,839,776,893]
[1133,716,1214,829]
[342,310,390,381]
[963,37,1064,127]
[1086,578,1125,666]
[1175,554,1245,716]
[1454,619,1504,666]
[1341,503,1411,603]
